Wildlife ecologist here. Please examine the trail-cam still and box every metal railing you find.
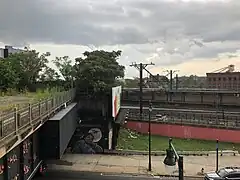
[0,89,76,144]
[127,109,240,129]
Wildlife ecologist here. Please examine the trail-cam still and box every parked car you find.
[204,167,240,180]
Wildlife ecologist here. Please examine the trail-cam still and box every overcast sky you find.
[1,0,240,78]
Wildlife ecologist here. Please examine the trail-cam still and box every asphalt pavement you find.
[34,170,203,180]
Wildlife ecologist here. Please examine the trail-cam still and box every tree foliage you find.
[0,58,19,90]
[6,49,51,90]
[53,56,74,82]
[0,49,62,91]
[124,78,139,88]
[39,66,60,82]
[74,50,125,93]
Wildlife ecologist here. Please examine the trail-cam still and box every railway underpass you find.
[0,89,77,180]
[0,85,125,180]
[0,86,239,180]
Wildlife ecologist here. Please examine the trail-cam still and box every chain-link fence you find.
[126,109,240,129]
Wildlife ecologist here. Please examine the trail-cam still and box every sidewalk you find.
[47,154,240,177]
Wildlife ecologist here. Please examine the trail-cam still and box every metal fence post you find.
[28,103,32,125]
[0,112,2,137]
[178,156,184,180]
[216,139,219,172]
[14,107,19,133]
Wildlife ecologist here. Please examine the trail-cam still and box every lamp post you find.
[163,138,184,180]
[216,139,219,172]
[148,101,152,171]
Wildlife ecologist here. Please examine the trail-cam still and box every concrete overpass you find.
[0,89,77,180]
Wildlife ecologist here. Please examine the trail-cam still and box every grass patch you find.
[117,128,240,152]
[0,87,63,112]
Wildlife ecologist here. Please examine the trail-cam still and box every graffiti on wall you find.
[72,128,104,154]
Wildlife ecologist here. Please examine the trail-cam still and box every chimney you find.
[3,48,8,58]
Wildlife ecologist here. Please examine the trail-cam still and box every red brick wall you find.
[207,72,240,90]
[126,121,240,143]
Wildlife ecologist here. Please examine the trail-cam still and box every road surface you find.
[34,170,203,180]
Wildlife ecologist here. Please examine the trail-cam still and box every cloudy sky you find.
[1,0,240,78]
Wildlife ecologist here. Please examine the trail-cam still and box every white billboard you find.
[112,86,122,118]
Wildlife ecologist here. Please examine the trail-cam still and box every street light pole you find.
[216,139,219,172]
[148,101,152,171]
[139,63,143,120]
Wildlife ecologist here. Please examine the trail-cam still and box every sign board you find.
[112,86,122,118]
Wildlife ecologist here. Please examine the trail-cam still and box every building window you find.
[213,78,216,81]
[208,78,211,81]
[234,77,237,81]
[223,77,226,81]
[229,77,232,80]
[218,77,221,81]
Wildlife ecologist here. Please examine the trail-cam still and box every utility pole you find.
[170,70,173,90]
[165,70,179,91]
[175,74,179,90]
[130,62,154,120]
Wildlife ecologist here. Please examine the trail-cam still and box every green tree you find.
[74,50,125,94]
[0,58,19,90]
[53,56,74,89]
[39,67,60,82]
[6,49,50,90]
[124,78,139,88]
[53,56,74,81]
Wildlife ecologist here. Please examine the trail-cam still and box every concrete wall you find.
[126,121,240,143]
[40,103,77,159]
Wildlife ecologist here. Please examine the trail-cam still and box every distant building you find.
[206,72,240,90]
[206,65,240,90]
[0,45,23,58]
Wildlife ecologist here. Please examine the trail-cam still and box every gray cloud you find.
[1,0,240,67]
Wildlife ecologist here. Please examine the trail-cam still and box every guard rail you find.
[0,89,75,145]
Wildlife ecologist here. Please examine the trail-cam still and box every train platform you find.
[47,154,240,177]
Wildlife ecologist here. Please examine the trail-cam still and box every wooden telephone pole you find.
[130,62,155,119]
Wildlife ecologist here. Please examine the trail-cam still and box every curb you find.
[46,169,204,179]
[103,150,239,156]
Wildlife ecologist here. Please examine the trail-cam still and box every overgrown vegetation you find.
[0,47,125,109]
[117,128,240,152]
[0,88,64,111]
[74,50,125,96]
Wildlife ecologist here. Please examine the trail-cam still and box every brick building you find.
[206,72,240,90]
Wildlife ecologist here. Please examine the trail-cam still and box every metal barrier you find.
[0,89,76,144]
[127,109,240,129]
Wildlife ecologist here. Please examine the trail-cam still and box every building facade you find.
[206,72,240,90]
[0,45,23,58]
